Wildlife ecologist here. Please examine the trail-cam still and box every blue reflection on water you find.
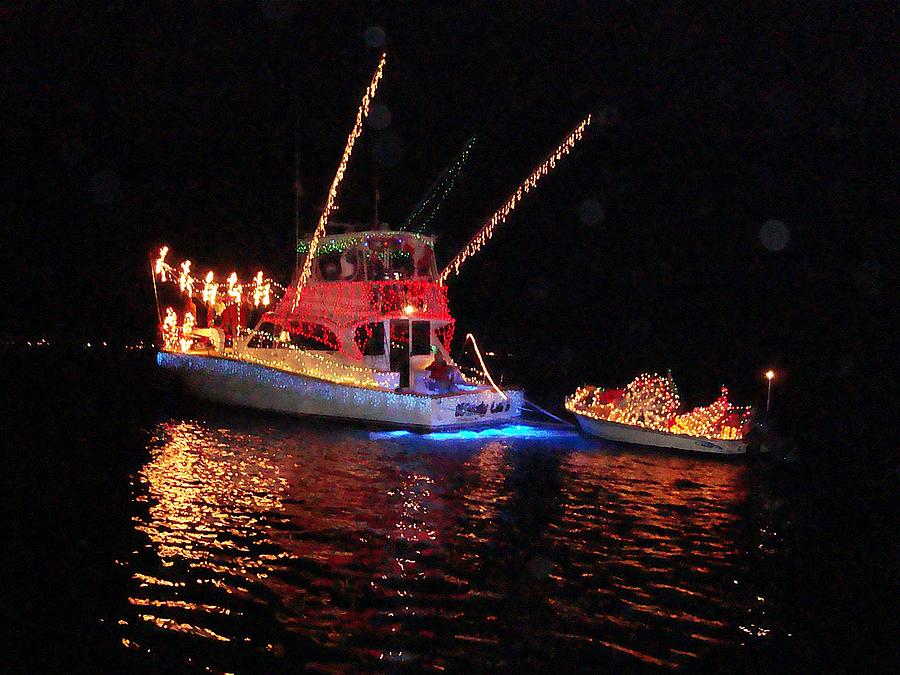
[370,423,580,442]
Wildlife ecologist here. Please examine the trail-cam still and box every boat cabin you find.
[245,230,454,391]
[307,230,438,282]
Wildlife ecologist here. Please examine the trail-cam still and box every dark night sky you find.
[2,2,897,443]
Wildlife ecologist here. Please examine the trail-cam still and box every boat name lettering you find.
[455,400,511,417]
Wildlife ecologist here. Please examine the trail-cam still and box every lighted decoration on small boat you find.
[151,53,591,430]
[566,373,755,455]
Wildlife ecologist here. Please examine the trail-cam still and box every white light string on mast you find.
[293,52,387,304]
[438,114,592,284]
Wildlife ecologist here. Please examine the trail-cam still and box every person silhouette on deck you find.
[183,293,197,321]
[425,352,460,394]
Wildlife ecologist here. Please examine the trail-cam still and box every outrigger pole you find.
[437,114,592,284]
[150,255,163,326]
[293,52,387,303]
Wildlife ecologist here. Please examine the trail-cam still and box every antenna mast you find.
[294,119,301,273]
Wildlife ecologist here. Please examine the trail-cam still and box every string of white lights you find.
[438,114,592,284]
[294,52,387,299]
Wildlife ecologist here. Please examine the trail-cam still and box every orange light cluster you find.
[438,114,592,283]
[153,247,283,308]
[154,246,170,280]
[153,246,284,348]
[178,260,193,294]
[161,307,180,351]
[252,271,271,307]
[669,389,744,439]
[180,312,195,353]
[202,271,218,305]
[226,272,241,304]
[296,52,387,295]
[161,307,196,353]
[566,373,753,441]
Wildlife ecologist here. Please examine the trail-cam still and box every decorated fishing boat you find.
[152,53,592,430]
[566,373,755,455]
[154,229,524,429]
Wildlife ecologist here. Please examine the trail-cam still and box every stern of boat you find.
[424,387,524,429]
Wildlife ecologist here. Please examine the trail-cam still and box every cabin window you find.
[389,248,414,280]
[316,252,342,282]
[354,322,385,356]
[365,251,390,281]
[247,322,275,348]
[339,247,363,281]
[288,322,339,351]
[411,321,432,355]
[389,320,409,351]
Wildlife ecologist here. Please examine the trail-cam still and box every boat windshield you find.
[314,234,436,282]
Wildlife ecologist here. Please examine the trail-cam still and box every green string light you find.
[403,135,477,232]
[296,231,435,255]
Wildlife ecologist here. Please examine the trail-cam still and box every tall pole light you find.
[403,304,415,390]
[765,370,775,412]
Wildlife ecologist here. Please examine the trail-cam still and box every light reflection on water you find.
[119,417,772,671]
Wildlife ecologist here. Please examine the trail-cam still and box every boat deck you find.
[158,350,524,430]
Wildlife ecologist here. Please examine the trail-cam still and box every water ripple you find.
[117,418,776,671]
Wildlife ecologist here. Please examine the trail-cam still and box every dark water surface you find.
[3,351,895,672]
[119,419,769,672]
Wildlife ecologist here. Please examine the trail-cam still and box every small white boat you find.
[566,374,754,455]
[571,413,749,455]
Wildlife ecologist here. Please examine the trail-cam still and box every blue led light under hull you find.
[369,424,579,442]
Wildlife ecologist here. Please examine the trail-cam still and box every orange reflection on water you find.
[138,613,231,642]
[125,421,290,651]
[123,420,484,664]
[120,419,759,671]
[134,422,287,566]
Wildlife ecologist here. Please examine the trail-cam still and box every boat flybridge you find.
[154,52,592,430]
[158,228,523,429]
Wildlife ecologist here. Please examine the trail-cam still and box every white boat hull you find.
[573,413,748,455]
[158,351,523,430]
